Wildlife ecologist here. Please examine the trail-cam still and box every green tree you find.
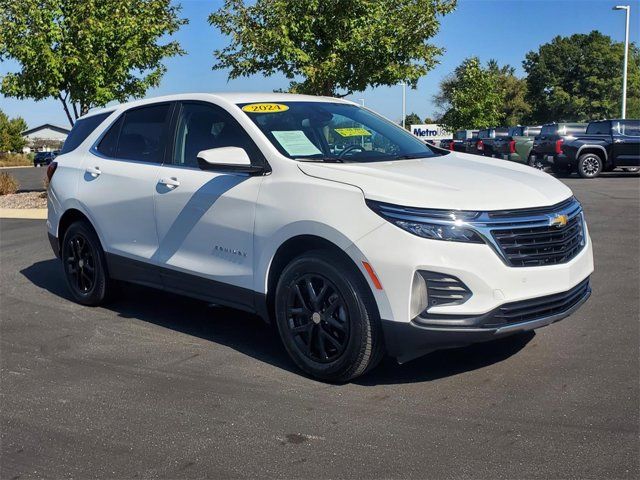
[0,0,187,125]
[434,57,504,131]
[209,0,457,97]
[487,60,531,126]
[403,113,424,129]
[523,30,640,123]
[0,109,27,152]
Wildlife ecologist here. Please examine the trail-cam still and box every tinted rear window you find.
[60,112,111,154]
[586,122,610,135]
[541,125,557,135]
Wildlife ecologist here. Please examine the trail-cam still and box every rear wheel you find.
[622,167,639,173]
[274,250,383,382]
[577,153,603,178]
[61,221,111,306]
[528,154,545,170]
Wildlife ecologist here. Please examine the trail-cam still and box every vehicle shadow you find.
[21,259,534,385]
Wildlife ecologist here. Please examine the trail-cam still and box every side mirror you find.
[197,147,264,174]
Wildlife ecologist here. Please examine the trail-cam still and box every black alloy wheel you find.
[66,233,97,294]
[61,221,110,306]
[275,250,384,382]
[285,274,350,363]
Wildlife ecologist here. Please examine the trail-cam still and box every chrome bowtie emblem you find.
[549,214,568,228]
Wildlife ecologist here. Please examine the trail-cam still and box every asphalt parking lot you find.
[1,174,638,479]
[2,166,47,193]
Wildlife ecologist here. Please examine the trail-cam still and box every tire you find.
[528,154,545,170]
[577,153,603,178]
[623,167,639,173]
[274,250,384,382]
[61,220,111,306]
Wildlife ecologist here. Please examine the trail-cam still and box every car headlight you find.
[366,200,485,244]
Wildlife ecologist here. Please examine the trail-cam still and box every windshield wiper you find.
[392,153,430,160]
[296,157,344,163]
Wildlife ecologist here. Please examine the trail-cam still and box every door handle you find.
[159,177,180,189]
[85,166,101,178]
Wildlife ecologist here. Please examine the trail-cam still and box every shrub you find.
[0,172,19,195]
[0,153,32,167]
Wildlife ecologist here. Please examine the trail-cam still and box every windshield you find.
[238,102,438,162]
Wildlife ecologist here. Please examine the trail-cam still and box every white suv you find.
[46,93,594,381]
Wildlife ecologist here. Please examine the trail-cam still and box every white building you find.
[21,124,71,152]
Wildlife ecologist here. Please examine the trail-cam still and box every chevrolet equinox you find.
[46,93,594,381]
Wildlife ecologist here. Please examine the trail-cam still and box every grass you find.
[0,172,20,195]
[0,153,32,168]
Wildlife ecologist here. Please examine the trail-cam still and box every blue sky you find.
[1,0,638,128]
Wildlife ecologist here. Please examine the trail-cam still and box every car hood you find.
[297,152,573,211]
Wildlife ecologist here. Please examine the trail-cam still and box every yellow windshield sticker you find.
[334,127,372,137]
[241,103,289,113]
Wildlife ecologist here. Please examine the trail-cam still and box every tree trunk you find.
[57,93,75,126]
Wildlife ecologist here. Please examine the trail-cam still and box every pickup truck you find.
[492,126,542,164]
[530,123,587,173]
[439,129,478,152]
[465,127,509,156]
[557,119,640,178]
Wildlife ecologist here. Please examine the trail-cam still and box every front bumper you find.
[383,278,591,363]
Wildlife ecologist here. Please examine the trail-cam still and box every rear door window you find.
[96,103,172,162]
[60,112,111,154]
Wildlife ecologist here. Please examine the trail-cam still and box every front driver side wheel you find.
[274,250,383,382]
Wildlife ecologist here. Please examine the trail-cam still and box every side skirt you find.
[105,253,269,321]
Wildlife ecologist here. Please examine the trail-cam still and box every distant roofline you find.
[22,123,71,136]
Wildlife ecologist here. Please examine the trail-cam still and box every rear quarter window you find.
[60,112,112,154]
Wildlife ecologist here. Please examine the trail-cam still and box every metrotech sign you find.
[410,124,452,142]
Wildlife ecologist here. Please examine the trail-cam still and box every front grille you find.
[492,212,585,267]
[484,278,590,327]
